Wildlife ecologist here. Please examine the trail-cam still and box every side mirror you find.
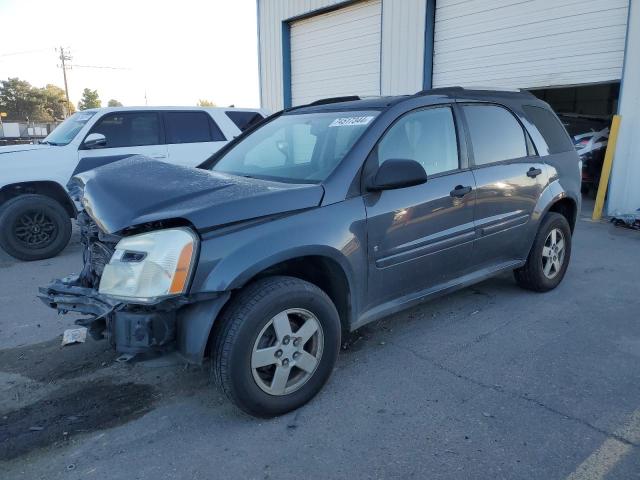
[83,133,106,149]
[368,158,427,191]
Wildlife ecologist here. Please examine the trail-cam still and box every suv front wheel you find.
[0,194,72,261]
[514,212,572,292]
[211,276,341,417]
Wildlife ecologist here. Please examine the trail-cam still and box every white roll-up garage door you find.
[290,0,382,106]
[432,0,629,89]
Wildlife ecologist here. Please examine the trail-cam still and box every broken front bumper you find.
[38,275,230,363]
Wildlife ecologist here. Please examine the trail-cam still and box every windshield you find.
[210,110,379,183]
[43,111,97,146]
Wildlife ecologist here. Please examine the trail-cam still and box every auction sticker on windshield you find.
[329,116,375,127]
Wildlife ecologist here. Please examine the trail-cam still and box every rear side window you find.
[164,111,225,144]
[226,111,264,131]
[90,112,160,148]
[463,104,527,166]
[523,105,574,154]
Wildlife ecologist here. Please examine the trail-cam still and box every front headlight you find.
[99,227,198,302]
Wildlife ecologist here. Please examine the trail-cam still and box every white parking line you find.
[567,410,640,480]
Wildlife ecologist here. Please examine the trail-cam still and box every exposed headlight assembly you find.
[99,228,198,302]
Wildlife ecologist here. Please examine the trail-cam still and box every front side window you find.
[463,104,527,166]
[165,111,224,144]
[89,112,160,148]
[44,111,96,146]
[211,111,379,183]
[378,107,459,176]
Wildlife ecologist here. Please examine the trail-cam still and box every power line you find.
[0,48,53,58]
[69,64,130,70]
[56,47,130,116]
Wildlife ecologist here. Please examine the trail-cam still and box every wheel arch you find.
[225,247,356,331]
[543,195,578,232]
[197,250,356,363]
[0,181,76,218]
[249,254,353,334]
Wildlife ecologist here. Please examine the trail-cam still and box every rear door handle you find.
[527,167,542,178]
[450,185,473,197]
[151,154,167,159]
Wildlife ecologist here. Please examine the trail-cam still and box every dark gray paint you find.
[72,154,136,176]
[49,89,581,362]
[73,156,324,234]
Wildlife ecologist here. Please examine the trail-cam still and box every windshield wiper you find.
[40,140,60,146]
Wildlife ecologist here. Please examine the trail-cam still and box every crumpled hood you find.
[73,155,324,234]
[0,144,52,155]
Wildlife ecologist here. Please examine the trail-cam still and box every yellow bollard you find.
[592,114,622,221]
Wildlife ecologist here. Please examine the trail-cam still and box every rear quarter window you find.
[165,111,225,143]
[523,106,574,154]
[226,111,264,131]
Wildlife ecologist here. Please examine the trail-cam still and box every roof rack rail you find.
[414,86,464,96]
[414,86,535,97]
[283,95,362,113]
[308,95,361,106]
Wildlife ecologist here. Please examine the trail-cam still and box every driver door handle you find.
[527,167,542,178]
[450,185,473,197]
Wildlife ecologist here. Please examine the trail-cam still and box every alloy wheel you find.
[541,228,565,279]
[13,210,57,248]
[251,308,324,396]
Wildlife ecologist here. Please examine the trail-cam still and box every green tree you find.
[39,84,74,120]
[78,88,101,110]
[0,78,74,121]
[107,99,123,107]
[0,77,42,121]
[197,99,216,107]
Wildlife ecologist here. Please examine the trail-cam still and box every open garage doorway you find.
[531,82,620,116]
[529,82,620,216]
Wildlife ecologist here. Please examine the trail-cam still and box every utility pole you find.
[57,47,72,116]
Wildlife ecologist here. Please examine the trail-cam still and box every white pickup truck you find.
[0,106,268,261]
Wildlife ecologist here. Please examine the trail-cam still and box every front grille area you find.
[77,212,118,288]
[90,240,114,278]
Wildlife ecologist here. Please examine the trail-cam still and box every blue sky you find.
[0,0,260,108]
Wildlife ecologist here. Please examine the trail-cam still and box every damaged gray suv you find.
[40,88,581,417]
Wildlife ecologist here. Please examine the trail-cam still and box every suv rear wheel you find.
[211,276,341,417]
[0,194,72,261]
[514,212,572,292]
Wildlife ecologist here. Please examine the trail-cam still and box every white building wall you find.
[380,0,427,95]
[258,0,343,112]
[608,0,640,215]
[432,0,629,89]
[290,0,383,106]
[258,0,427,111]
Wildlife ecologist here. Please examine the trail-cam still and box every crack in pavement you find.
[388,341,639,448]
[448,315,519,355]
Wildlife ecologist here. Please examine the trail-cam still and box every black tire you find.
[0,194,72,261]
[514,212,572,292]
[211,276,341,417]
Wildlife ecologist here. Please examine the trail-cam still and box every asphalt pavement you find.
[1,207,639,480]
